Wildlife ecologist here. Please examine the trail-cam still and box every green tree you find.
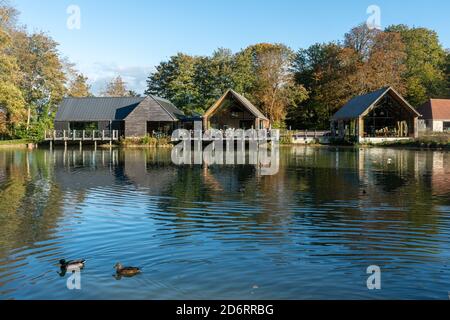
[146,45,307,124]
[11,31,67,129]
[146,53,201,113]
[231,48,258,97]
[194,48,236,109]
[67,73,91,97]
[290,42,343,128]
[291,28,407,129]
[0,82,26,137]
[0,9,26,137]
[386,25,447,106]
[102,76,128,97]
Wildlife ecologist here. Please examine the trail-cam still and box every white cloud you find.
[80,62,154,95]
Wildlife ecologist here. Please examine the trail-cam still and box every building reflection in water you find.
[0,146,448,261]
[0,146,449,299]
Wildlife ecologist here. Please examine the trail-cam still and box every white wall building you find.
[417,99,450,132]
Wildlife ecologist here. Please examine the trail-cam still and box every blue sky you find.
[12,0,450,94]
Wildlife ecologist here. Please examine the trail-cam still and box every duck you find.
[114,263,141,277]
[59,259,86,271]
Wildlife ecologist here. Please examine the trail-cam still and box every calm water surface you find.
[0,146,449,300]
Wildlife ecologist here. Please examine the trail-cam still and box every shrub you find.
[120,135,172,147]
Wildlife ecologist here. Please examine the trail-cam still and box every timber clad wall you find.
[124,97,175,137]
[210,109,256,129]
[203,89,270,130]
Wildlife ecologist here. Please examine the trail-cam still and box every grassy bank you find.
[0,139,32,147]
[360,133,450,150]
[119,136,173,148]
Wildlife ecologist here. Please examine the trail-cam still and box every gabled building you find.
[331,87,421,143]
[416,99,450,132]
[54,96,185,138]
[202,89,270,130]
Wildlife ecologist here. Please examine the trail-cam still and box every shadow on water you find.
[0,146,449,299]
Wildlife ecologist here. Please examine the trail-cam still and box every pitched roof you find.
[55,96,184,121]
[416,99,450,120]
[229,90,269,120]
[204,89,269,121]
[149,95,185,120]
[332,87,420,120]
[55,97,145,121]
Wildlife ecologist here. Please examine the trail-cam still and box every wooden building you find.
[54,96,185,138]
[331,87,420,143]
[203,89,270,130]
[416,99,450,132]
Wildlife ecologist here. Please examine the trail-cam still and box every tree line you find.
[147,24,449,129]
[0,4,138,139]
[0,3,449,141]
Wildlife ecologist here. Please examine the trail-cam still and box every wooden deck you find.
[45,130,120,142]
[173,129,281,142]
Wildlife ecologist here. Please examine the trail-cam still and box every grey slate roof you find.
[332,87,420,120]
[55,97,144,121]
[55,96,184,122]
[150,95,185,120]
[228,89,269,121]
[332,87,389,120]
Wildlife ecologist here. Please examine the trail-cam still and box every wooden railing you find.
[45,130,119,141]
[174,129,281,141]
[282,130,330,139]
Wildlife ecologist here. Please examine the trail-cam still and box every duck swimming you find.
[114,263,141,277]
[59,259,86,271]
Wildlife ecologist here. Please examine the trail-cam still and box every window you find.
[443,122,450,132]
[70,122,98,131]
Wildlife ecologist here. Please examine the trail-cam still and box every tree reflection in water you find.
[0,146,449,299]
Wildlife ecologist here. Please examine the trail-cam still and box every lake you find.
[0,146,449,300]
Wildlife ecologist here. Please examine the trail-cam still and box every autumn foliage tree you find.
[0,2,84,139]
[386,25,448,106]
[290,24,418,129]
[0,6,26,137]
[146,44,308,125]
[67,73,92,97]
[11,31,67,129]
[102,76,129,97]
[244,43,307,126]
[2,1,449,136]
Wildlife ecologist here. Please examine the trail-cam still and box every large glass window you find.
[70,122,98,131]
[147,122,174,136]
[362,95,412,137]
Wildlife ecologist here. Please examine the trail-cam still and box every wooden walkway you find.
[45,130,119,149]
[45,130,119,142]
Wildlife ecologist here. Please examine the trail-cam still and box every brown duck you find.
[114,263,141,277]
